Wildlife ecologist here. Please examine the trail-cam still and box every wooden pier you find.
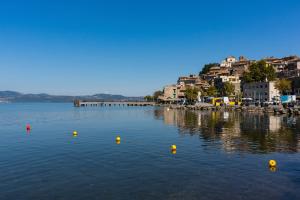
[74,100,156,107]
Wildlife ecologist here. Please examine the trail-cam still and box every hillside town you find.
[155,55,300,106]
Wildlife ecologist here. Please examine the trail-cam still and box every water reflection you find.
[154,107,300,153]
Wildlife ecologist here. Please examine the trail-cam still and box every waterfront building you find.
[158,85,180,103]
[159,79,204,103]
[243,81,280,102]
[214,75,241,95]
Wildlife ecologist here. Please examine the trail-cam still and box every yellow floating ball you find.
[116,136,121,141]
[269,160,276,167]
[73,131,78,136]
[171,144,177,150]
[269,166,276,172]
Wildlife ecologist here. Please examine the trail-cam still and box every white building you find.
[220,56,237,68]
[215,75,240,84]
[243,81,280,102]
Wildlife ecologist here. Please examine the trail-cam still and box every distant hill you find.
[0,91,144,103]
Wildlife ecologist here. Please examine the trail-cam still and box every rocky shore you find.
[164,104,300,116]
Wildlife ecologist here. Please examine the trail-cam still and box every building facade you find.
[158,85,178,102]
[287,59,300,71]
[243,81,280,102]
[231,57,252,77]
[220,56,237,68]
[177,74,198,85]
[214,75,241,96]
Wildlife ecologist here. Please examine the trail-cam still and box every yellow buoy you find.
[269,166,276,172]
[116,136,121,142]
[171,144,177,151]
[73,131,78,136]
[269,160,276,167]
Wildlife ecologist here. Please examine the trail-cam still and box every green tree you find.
[199,63,219,75]
[153,90,163,101]
[275,79,292,95]
[206,86,217,97]
[144,95,153,102]
[243,60,276,82]
[184,87,199,104]
[221,82,235,96]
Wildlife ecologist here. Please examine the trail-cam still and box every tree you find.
[153,90,163,101]
[221,82,235,96]
[275,79,292,95]
[144,95,153,102]
[206,86,217,97]
[199,63,219,75]
[184,87,199,104]
[243,60,276,82]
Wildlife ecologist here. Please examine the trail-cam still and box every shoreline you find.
[163,104,300,116]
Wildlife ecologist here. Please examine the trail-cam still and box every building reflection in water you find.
[154,107,300,153]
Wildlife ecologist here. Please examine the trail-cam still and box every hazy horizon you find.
[0,90,144,97]
[1,0,300,96]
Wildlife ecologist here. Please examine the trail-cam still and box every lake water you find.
[0,103,299,200]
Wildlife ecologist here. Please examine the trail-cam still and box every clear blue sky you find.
[0,0,300,96]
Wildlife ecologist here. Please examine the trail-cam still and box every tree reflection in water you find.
[154,107,300,153]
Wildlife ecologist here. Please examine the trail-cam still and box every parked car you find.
[262,101,273,107]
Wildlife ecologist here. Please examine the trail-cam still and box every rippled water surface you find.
[0,103,300,200]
